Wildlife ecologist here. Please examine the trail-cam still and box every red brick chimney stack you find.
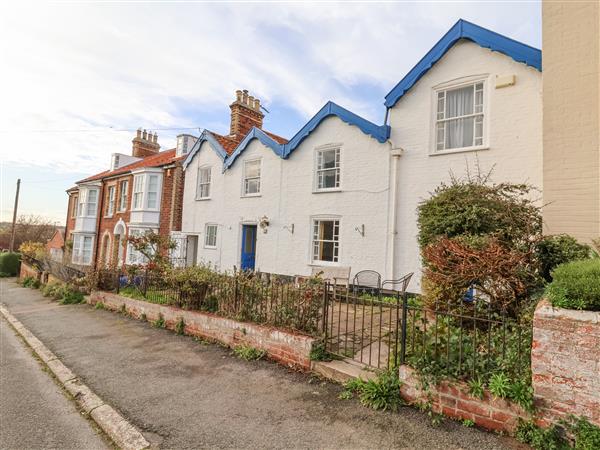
[132,128,160,158]
[229,89,264,137]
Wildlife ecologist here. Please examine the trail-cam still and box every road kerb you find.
[0,303,151,450]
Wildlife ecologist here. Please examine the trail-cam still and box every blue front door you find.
[240,225,257,271]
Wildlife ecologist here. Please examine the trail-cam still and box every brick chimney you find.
[132,128,160,158]
[229,90,264,137]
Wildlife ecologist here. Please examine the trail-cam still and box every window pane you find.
[245,178,260,194]
[244,229,253,253]
[245,160,260,178]
[445,117,474,149]
[147,192,157,209]
[148,175,158,192]
[320,149,337,169]
[320,241,335,261]
[445,85,474,118]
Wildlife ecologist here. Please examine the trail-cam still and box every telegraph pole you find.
[9,178,21,252]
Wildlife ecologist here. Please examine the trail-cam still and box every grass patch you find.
[233,345,266,361]
[95,302,105,310]
[118,286,174,305]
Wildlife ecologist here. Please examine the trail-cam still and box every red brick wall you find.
[90,291,315,370]
[398,366,530,433]
[64,191,78,243]
[158,163,185,238]
[19,261,41,280]
[532,300,600,427]
[95,174,132,267]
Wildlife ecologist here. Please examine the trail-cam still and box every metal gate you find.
[322,286,409,370]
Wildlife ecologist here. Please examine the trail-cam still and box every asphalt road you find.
[0,279,523,449]
[0,309,108,450]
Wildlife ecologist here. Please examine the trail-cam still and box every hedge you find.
[0,253,20,276]
[545,259,600,311]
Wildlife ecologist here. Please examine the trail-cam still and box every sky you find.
[0,1,541,224]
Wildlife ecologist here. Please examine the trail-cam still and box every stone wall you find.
[89,291,315,370]
[532,300,600,427]
[19,261,40,280]
[398,365,530,433]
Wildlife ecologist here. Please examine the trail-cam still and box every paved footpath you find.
[0,305,108,449]
[0,279,524,449]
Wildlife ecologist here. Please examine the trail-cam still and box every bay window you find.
[435,81,485,152]
[72,234,94,265]
[76,188,99,218]
[312,219,340,263]
[132,172,162,210]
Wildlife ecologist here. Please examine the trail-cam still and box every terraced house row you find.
[62,18,598,290]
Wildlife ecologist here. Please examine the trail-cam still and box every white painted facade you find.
[389,41,542,290]
[181,38,542,292]
[182,117,392,279]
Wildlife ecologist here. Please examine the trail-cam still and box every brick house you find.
[64,130,195,269]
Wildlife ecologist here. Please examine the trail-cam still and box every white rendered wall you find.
[182,116,392,279]
[389,40,543,291]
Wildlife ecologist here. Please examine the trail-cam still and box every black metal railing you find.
[99,269,325,336]
[322,285,532,383]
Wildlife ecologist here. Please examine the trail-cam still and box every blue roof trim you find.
[384,19,542,108]
[182,130,228,170]
[282,101,390,158]
[224,128,283,171]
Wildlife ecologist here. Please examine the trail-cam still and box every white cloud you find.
[0,2,540,176]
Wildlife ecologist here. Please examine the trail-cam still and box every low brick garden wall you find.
[532,300,600,427]
[19,261,40,280]
[398,365,530,433]
[90,291,316,370]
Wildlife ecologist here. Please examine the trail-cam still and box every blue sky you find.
[0,2,541,223]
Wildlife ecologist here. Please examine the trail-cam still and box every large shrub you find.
[545,259,600,311]
[0,252,20,276]
[536,235,591,282]
[417,177,541,250]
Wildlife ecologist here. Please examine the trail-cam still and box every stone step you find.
[311,359,378,384]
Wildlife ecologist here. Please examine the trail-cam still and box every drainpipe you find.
[387,145,404,281]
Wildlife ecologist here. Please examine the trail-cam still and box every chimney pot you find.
[236,90,242,102]
[248,96,255,108]
[153,132,158,143]
[142,129,148,140]
[254,98,261,110]
[136,128,142,138]
[242,90,248,104]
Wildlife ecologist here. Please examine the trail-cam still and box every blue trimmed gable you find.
[384,19,542,108]
[224,128,284,170]
[182,130,228,170]
[184,101,390,172]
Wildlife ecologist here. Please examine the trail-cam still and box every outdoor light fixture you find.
[259,216,270,233]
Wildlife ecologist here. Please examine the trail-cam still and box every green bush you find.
[341,371,402,412]
[21,276,35,287]
[516,416,600,450]
[0,252,20,276]
[545,259,600,311]
[59,286,84,304]
[536,235,591,282]
[233,345,266,361]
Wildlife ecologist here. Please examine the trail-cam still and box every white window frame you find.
[77,187,99,218]
[133,175,144,210]
[204,224,218,248]
[71,234,94,265]
[146,174,159,209]
[314,145,341,192]
[196,166,212,200]
[105,185,116,217]
[311,218,340,264]
[431,76,489,155]
[118,180,128,212]
[131,172,162,211]
[242,159,261,197]
[71,195,78,218]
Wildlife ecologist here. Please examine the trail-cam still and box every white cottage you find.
[181,19,542,291]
